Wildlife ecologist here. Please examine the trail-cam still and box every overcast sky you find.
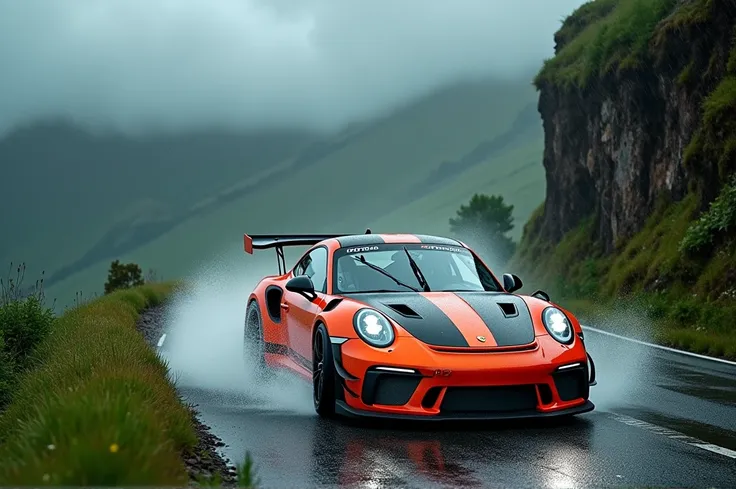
[0,0,585,136]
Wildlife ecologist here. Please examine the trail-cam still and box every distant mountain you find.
[5,77,544,306]
[0,122,316,281]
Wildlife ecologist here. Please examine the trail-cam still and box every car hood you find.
[347,291,535,348]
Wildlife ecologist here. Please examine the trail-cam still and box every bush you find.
[0,334,13,408]
[680,174,736,253]
[449,193,517,265]
[0,296,55,368]
[0,283,196,486]
[0,263,55,409]
[104,260,145,294]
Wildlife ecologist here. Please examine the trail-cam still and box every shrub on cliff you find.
[104,259,144,294]
[450,193,516,265]
[680,174,736,254]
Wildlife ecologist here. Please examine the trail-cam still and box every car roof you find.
[332,233,464,248]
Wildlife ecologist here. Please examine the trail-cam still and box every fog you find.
[0,0,584,136]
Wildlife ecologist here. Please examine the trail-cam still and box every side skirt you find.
[264,341,311,375]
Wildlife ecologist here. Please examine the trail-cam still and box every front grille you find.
[439,385,538,414]
[552,366,589,401]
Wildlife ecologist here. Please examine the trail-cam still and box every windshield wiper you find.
[353,255,420,292]
[403,247,431,292]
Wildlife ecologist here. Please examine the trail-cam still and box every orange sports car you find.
[243,231,596,420]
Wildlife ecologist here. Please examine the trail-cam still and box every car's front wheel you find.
[312,323,336,417]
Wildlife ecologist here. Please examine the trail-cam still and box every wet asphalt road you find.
[159,326,736,488]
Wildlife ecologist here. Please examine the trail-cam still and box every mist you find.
[0,0,585,136]
[160,245,314,416]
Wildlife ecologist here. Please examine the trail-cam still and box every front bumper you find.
[331,333,596,420]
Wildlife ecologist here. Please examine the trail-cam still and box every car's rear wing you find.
[243,233,349,274]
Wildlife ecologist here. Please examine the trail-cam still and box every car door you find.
[284,246,329,365]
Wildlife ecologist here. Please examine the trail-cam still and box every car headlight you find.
[353,308,395,348]
[542,307,574,344]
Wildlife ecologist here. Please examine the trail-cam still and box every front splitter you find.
[335,399,595,422]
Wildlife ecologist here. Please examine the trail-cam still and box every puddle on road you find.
[615,407,736,451]
[661,384,736,407]
[665,364,736,388]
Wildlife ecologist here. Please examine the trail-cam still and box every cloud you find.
[0,0,585,135]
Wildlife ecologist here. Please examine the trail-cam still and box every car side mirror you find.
[286,275,317,301]
[502,273,523,293]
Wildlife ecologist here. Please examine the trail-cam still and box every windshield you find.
[333,243,502,294]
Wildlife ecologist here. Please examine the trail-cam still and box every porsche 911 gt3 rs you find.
[242,231,596,420]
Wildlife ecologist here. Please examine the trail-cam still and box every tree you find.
[449,193,516,265]
[104,260,144,294]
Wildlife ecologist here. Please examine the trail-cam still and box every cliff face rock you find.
[534,0,736,252]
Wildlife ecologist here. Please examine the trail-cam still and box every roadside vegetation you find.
[510,0,736,360]
[0,261,259,486]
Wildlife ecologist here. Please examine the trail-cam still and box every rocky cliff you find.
[532,0,736,253]
[512,0,736,358]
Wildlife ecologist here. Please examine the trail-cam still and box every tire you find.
[244,300,270,379]
[312,323,336,417]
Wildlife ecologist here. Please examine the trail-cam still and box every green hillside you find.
[38,77,544,306]
[0,124,315,284]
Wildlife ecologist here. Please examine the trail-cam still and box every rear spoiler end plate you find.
[243,233,350,274]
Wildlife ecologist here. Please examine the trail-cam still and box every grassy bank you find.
[513,193,736,361]
[559,297,736,359]
[0,283,200,486]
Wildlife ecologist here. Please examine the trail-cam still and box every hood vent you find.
[384,303,422,318]
[497,302,518,318]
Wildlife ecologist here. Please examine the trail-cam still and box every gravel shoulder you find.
[137,305,237,486]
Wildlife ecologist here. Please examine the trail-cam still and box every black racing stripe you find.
[412,234,463,246]
[454,292,535,346]
[350,292,469,347]
[335,234,386,247]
